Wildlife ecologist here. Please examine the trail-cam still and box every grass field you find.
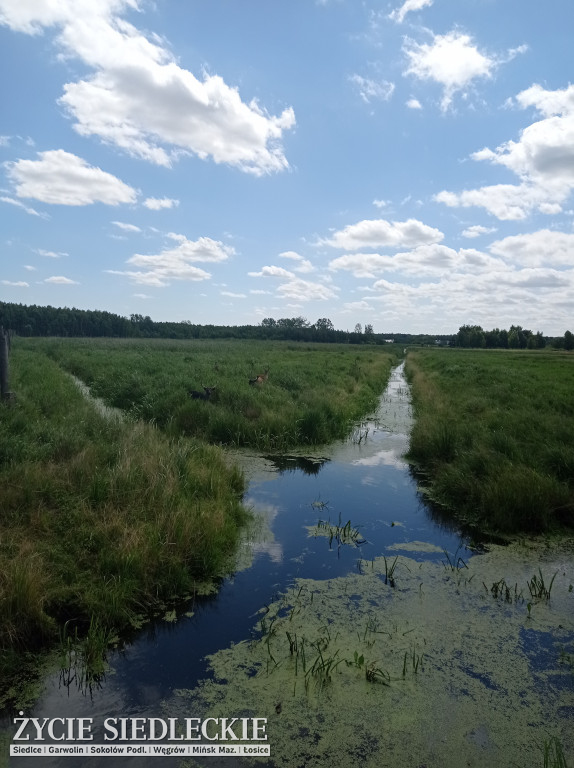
[0,344,248,706]
[405,348,574,535]
[0,337,400,706]
[39,337,402,449]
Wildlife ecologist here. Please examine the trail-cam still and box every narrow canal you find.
[5,363,573,767]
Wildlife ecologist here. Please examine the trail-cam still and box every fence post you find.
[0,325,12,401]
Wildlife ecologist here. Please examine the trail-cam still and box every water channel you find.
[4,363,573,767]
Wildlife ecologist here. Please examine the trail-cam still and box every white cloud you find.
[248,265,295,279]
[221,291,246,298]
[23,265,37,271]
[404,31,510,111]
[1,280,29,287]
[0,195,47,217]
[36,249,68,258]
[143,197,179,210]
[6,150,137,206]
[323,217,443,250]
[279,251,314,273]
[112,221,141,232]
[461,225,497,238]
[435,84,574,219]
[489,230,574,268]
[108,234,233,287]
[349,75,395,104]
[44,275,79,284]
[276,277,338,302]
[406,98,422,110]
[329,243,463,278]
[0,0,295,175]
[389,0,433,24]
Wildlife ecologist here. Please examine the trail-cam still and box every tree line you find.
[1,302,570,349]
[454,324,573,350]
[0,302,449,346]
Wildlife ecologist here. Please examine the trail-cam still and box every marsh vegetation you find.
[406,348,574,535]
[0,338,400,707]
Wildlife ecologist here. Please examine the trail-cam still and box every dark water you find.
[3,364,471,765]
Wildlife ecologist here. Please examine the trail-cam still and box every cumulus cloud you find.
[1,280,29,287]
[6,150,137,205]
[279,251,315,273]
[329,244,464,278]
[248,265,295,279]
[276,277,338,302]
[143,197,179,210]
[488,230,574,268]
[323,217,443,250]
[389,0,433,24]
[461,225,497,238]
[221,291,246,298]
[406,98,422,109]
[436,84,574,220]
[403,31,522,111]
[349,75,395,104]
[108,234,233,286]
[0,0,295,175]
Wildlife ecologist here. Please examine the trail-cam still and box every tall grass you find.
[0,347,247,706]
[406,348,574,534]
[37,338,400,450]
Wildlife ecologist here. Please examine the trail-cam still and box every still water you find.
[5,364,573,767]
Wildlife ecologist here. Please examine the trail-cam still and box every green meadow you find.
[0,338,400,705]
[405,348,574,535]
[40,337,401,449]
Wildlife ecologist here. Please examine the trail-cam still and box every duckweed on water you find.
[170,540,574,768]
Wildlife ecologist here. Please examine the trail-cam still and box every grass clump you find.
[406,348,574,535]
[0,346,247,707]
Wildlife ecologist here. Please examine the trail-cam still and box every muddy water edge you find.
[3,363,573,768]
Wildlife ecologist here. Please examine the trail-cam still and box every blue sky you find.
[1,0,573,334]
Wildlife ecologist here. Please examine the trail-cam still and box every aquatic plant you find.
[314,516,366,550]
[542,736,569,768]
[442,545,468,572]
[528,569,557,601]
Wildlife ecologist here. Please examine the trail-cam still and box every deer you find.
[188,385,216,401]
[249,368,269,386]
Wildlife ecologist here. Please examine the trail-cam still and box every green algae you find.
[170,540,574,767]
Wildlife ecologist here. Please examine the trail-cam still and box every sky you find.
[1,0,573,335]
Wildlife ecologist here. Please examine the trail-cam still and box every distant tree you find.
[315,318,334,332]
[456,324,485,348]
[364,323,374,336]
[260,317,277,328]
[354,323,362,335]
[564,330,574,351]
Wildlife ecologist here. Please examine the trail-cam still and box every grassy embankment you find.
[0,338,400,706]
[406,348,574,535]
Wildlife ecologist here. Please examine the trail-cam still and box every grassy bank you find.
[38,337,401,450]
[405,348,574,535]
[0,346,247,707]
[1,338,400,706]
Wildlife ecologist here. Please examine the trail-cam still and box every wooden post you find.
[0,325,12,401]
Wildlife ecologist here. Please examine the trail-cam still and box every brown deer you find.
[249,368,269,386]
[188,385,216,401]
